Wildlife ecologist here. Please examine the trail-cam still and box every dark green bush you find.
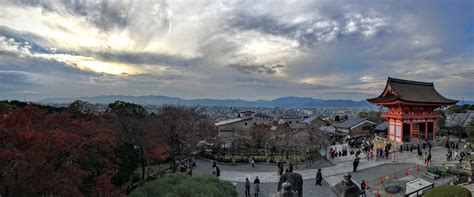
[424,185,472,197]
[131,172,141,183]
[130,173,238,197]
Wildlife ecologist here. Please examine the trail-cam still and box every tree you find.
[240,125,271,149]
[106,101,149,180]
[357,111,383,123]
[0,105,119,196]
[149,105,216,170]
[129,173,237,197]
[467,117,474,144]
[111,142,140,188]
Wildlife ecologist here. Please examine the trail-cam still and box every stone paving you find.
[234,178,336,197]
[193,143,467,196]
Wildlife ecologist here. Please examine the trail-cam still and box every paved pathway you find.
[218,146,459,184]
[193,144,464,196]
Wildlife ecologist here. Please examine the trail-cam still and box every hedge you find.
[424,185,472,197]
[129,173,238,197]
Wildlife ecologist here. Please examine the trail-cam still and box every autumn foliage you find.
[0,101,217,196]
[0,105,119,196]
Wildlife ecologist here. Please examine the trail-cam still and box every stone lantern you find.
[272,181,298,197]
[332,172,362,197]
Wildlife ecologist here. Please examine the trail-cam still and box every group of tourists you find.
[244,176,260,197]
[446,139,466,163]
[174,158,195,175]
[329,146,356,158]
[277,162,294,176]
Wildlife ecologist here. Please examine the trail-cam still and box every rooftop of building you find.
[215,117,252,127]
[331,118,375,129]
[367,77,458,105]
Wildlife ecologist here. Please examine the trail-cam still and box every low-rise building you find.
[215,117,253,144]
[216,111,274,144]
[331,118,376,138]
[278,115,303,129]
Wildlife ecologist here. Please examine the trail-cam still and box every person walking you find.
[360,180,366,197]
[254,182,260,197]
[215,165,220,177]
[315,169,323,186]
[279,164,283,176]
[251,157,255,168]
[245,178,251,197]
[289,162,294,172]
[254,176,260,185]
[459,151,465,163]
[427,152,432,167]
[254,176,260,197]
[353,157,359,173]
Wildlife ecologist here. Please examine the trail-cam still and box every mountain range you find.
[40,95,374,108]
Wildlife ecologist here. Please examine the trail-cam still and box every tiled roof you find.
[375,121,388,131]
[331,118,374,129]
[215,117,252,127]
[367,77,458,105]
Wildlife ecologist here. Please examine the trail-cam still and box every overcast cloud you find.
[0,0,472,101]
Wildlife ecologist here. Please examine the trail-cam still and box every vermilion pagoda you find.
[367,77,458,143]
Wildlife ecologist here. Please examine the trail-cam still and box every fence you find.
[126,154,195,194]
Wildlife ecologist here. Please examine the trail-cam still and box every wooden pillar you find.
[410,122,413,142]
[425,121,428,140]
[387,119,390,141]
[398,120,402,143]
[433,120,437,140]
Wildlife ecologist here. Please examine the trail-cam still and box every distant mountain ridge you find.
[40,95,373,108]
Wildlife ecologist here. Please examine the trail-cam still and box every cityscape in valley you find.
[1,1,473,197]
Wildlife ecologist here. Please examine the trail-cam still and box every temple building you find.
[367,77,457,143]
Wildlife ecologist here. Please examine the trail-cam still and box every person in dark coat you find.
[254,176,260,185]
[279,164,283,176]
[353,158,360,172]
[213,160,217,168]
[215,165,220,177]
[315,169,323,186]
[289,162,294,172]
[254,182,260,197]
[254,176,260,197]
[245,178,251,197]
[360,180,366,197]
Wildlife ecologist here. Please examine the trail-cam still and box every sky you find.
[0,0,473,101]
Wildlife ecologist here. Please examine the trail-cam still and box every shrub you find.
[424,185,472,197]
[130,173,238,197]
[131,172,141,183]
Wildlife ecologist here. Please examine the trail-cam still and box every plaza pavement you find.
[194,144,465,196]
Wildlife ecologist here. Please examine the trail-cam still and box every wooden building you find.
[367,77,457,143]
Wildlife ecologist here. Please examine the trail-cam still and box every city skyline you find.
[1,0,473,101]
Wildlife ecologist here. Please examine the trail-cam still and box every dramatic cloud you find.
[0,0,473,101]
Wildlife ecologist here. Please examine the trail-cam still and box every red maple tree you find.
[0,105,121,196]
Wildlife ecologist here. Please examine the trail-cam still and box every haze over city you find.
[1,0,473,101]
